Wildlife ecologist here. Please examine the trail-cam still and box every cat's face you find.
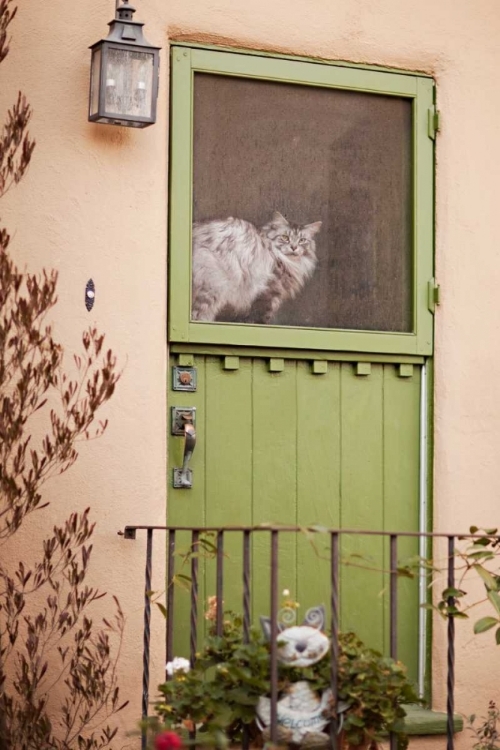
[275,626,330,667]
[260,604,330,667]
[263,211,322,260]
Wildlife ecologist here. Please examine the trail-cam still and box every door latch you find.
[171,407,196,488]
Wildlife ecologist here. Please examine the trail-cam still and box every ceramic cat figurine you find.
[191,211,321,323]
[260,604,330,667]
[257,605,337,747]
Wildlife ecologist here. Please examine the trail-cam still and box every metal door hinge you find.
[428,279,441,313]
[428,106,441,140]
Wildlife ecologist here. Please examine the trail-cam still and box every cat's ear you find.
[272,211,289,226]
[302,605,326,631]
[260,616,272,641]
[303,221,322,237]
[260,616,285,640]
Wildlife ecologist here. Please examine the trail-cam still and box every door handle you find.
[173,416,196,489]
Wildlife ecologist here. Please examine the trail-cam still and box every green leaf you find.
[441,587,466,599]
[473,616,498,634]
[155,602,167,618]
[496,627,500,645]
[474,564,499,591]
[467,550,495,561]
[487,590,500,615]
[396,567,415,579]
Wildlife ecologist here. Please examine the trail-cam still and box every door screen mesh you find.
[193,73,413,332]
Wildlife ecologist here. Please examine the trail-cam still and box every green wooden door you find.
[167,44,435,684]
[167,352,422,681]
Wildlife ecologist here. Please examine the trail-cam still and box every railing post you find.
[389,534,398,750]
[270,530,279,745]
[242,530,251,750]
[243,530,251,645]
[166,529,176,675]
[447,536,456,750]
[330,532,339,750]
[216,531,224,637]
[141,528,153,750]
[190,530,200,669]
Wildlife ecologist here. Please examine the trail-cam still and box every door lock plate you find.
[171,406,196,436]
[172,366,197,392]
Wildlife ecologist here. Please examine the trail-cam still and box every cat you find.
[260,604,330,667]
[191,211,322,323]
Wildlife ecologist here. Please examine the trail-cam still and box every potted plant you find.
[152,595,419,750]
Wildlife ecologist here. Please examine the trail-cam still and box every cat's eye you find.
[299,238,307,245]
[280,235,290,243]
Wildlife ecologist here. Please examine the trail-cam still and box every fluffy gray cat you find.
[191,211,321,323]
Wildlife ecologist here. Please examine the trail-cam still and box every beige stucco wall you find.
[3,0,500,746]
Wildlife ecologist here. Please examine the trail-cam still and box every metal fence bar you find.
[190,530,199,668]
[141,528,153,750]
[330,532,340,750]
[270,530,279,745]
[189,530,200,743]
[166,529,176,675]
[243,530,251,645]
[216,531,224,637]
[389,534,398,750]
[447,535,456,750]
[242,531,251,750]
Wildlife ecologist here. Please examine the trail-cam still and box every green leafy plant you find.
[152,610,418,750]
[469,701,500,750]
[428,527,500,644]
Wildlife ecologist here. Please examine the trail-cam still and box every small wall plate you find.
[172,366,197,392]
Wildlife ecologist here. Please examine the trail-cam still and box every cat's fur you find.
[191,211,321,323]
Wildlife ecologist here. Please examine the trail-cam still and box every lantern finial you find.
[116,2,136,21]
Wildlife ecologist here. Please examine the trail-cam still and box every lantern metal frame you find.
[89,1,160,128]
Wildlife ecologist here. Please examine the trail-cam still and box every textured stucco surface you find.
[2,0,500,746]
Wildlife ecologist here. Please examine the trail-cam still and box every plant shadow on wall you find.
[0,2,126,748]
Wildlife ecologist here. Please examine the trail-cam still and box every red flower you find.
[154,731,182,750]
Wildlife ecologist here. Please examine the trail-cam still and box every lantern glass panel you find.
[89,47,101,117]
[103,48,154,119]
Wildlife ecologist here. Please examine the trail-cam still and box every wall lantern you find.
[89,1,160,128]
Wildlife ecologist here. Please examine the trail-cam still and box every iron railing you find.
[119,525,468,750]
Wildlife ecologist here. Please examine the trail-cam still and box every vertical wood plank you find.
[296,361,341,623]
[167,355,206,657]
[340,362,385,651]
[252,358,297,623]
[204,357,253,620]
[383,364,421,682]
